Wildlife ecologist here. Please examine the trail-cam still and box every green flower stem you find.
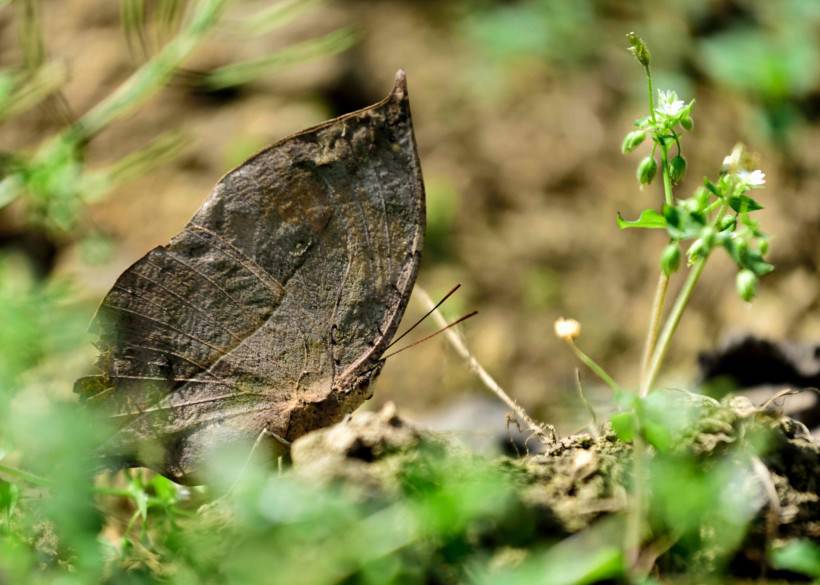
[659,140,674,206]
[639,272,670,386]
[645,65,656,124]
[639,88,676,390]
[626,438,647,567]
[566,340,624,395]
[641,257,706,395]
[641,206,727,395]
[0,462,51,487]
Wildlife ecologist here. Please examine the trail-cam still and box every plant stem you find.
[566,340,624,395]
[0,462,51,487]
[640,256,707,395]
[645,65,656,124]
[415,286,556,442]
[659,141,674,206]
[641,205,728,394]
[639,272,669,389]
[626,438,647,566]
[639,92,676,390]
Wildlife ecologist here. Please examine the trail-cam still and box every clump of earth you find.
[289,395,819,579]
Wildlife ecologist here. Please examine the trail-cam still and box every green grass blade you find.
[239,0,324,37]
[74,0,228,140]
[205,27,355,89]
[0,61,68,123]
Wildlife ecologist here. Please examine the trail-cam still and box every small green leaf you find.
[718,215,736,231]
[642,420,672,452]
[703,178,721,197]
[0,480,19,518]
[770,539,820,578]
[610,412,636,442]
[616,209,666,230]
[728,194,763,213]
[746,255,774,277]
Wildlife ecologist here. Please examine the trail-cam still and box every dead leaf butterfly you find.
[76,70,425,483]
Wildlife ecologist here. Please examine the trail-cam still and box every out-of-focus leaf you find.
[121,0,148,59]
[205,27,356,89]
[616,209,667,230]
[96,131,188,189]
[18,0,44,71]
[76,0,227,139]
[770,539,820,578]
[0,175,23,209]
[728,194,764,213]
[0,62,69,123]
[642,420,672,452]
[610,412,636,442]
[700,28,819,100]
[461,0,595,65]
[475,517,626,585]
[240,0,325,36]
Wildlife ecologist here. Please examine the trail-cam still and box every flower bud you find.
[553,318,581,342]
[759,239,769,255]
[621,130,646,154]
[637,156,657,186]
[733,236,748,258]
[736,269,757,302]
[660,242,681,275]
[626,32,651,67]
[669,155,687,184]
[680,115,693,131]
[718,215,736,231]
[687,238,708,263]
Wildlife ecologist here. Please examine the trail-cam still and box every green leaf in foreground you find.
[728,193,764,213]
[770,539,820,579]
[616,208,667,230]
[610,412,636,442]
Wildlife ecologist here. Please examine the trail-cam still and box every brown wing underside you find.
[77,71,425,481]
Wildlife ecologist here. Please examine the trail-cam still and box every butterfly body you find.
[77,71,425,482]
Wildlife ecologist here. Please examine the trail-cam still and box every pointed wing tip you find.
[392,69,408,100]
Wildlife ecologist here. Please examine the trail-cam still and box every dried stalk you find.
[415,286,555,443]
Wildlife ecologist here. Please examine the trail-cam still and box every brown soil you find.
[291,399,819,578]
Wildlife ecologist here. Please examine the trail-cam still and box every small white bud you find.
[553,318,581,342]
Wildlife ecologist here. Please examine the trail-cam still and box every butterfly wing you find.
[78,71,425,481]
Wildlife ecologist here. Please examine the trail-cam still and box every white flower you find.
[553,318,581,342]
[737,169,766,188]
[656,89,685,117]
[722,144,743,171]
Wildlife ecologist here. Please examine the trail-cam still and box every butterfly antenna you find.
[383,310,478,360]
[385,283,461,350]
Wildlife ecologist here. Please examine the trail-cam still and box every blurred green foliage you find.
[458,0,820,143]
[461,0,595,65]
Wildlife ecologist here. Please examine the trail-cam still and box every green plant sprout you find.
[555,31,773,398]
[553,32,775,572]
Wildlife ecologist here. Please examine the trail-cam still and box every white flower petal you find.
[722,145,744,171]
[737,169,766,188]
[655,89,685,116]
